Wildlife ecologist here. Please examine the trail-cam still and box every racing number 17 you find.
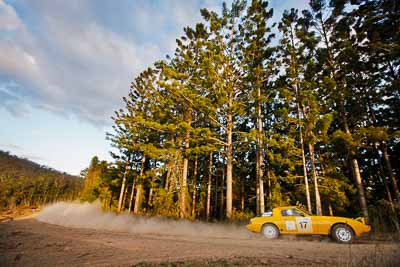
[299,221,307,229]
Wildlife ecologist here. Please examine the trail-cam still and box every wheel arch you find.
[329,222,355,237]
[262,222,279,230]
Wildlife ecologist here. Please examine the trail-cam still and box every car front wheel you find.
[332,224,354,243]
[262,223,279,239]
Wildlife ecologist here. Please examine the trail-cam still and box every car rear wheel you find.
[262,223,279,239]
[332,224,354,243]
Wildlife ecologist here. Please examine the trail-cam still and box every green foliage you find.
[2,1,398,229]
[150,189,179,218]
[232,209,254,222]
[0,150,82,210]
[93,0,400,229]
[80,156,108,202]
[331,130,357,152]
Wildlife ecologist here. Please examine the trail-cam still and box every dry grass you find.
[338,243,400,267]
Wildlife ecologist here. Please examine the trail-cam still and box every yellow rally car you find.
[246,206,371,243]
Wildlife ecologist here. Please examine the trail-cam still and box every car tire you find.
[262,223,279,239]
[332,224,354,243]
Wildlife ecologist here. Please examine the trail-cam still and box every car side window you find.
[281,208,302,216]
[261,211,273,217]
[281,209,290,216]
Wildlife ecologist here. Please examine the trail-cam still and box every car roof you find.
[273,206,298,210]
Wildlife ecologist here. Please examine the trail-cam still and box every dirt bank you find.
[1,218,399,266]
[0,207,40,223]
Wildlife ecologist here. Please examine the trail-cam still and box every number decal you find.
[295,217,313,233]
[299,221,307,229]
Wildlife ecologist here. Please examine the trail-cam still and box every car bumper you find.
[355,225,371,237]
[246,223,260,232]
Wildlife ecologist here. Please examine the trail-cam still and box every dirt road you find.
[0,218,399,266]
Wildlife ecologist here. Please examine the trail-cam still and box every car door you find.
[280,208,313,234]
[294,215,313,234]
[310,215,332,235]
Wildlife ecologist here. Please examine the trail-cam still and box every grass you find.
[339,243,400,267]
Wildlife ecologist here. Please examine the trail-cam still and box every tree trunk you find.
[309,143,322,215]
[341,101,369,222]
[328,203,333,216]
[128,180,135,212]
[220,167,225,220]
[168,159,177,192]
[256,173,260,215]
[256,87,265,215]
[300,126,312,214]
[214,165,219,219]
[351,157,369,221]
[133,184,143,215]
[381,142,400,202]
[374,144,399,231]
[289,23,311,214]
[374,144,394,204]
[191,156,198,218]
[266,162,272,208]
[109,191,113,211]
[181,156,189,218]
[319,14,369,221]
[294,86,311,213]
[180,109,192,219]
[134,155,146,215]
[206,152,213,221]
[117,163,129,213]
[165,161,172,190]
[379,143,400,232]
[148,175,156,207]
[121,184,128,211]
[226,93,233,219]
[241,181,245,212]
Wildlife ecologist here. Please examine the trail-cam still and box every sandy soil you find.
[0,218,399,266]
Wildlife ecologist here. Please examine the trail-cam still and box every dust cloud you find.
[36,202,255,239]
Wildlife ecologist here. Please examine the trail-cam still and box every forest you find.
[0,150,82,210]
[80,0,399,231]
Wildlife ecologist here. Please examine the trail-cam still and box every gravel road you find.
[1,218,399,266]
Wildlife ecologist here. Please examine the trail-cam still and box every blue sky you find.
[0,0,308,175]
